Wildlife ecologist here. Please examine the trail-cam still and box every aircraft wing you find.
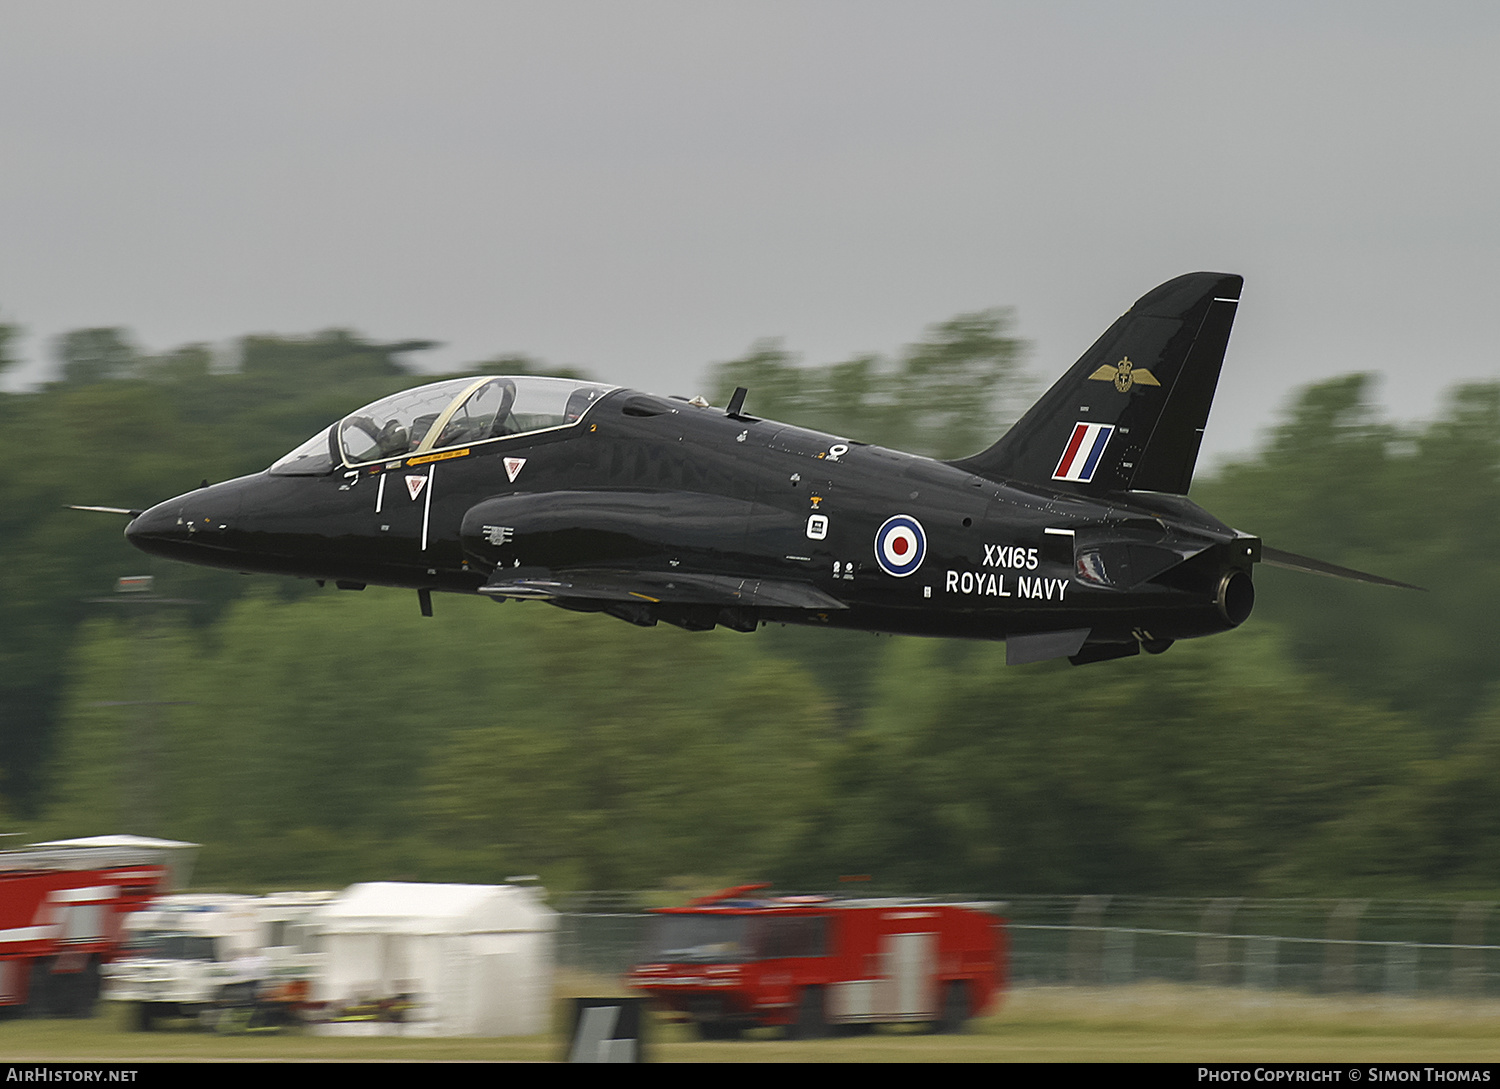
[478,568,850,610]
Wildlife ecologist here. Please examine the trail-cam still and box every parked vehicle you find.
[626,884,1005,1039]
[0,837,179,1018]
[104,891,331,1031]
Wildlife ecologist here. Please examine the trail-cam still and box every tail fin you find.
[953,272,1242,495]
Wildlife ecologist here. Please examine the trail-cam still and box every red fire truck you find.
[0,837,182,1018]
[626,884,1005,1039]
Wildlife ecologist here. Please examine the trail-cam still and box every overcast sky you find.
[2,1,1496,462]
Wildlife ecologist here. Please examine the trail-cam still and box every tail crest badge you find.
[1089,356,1160,393]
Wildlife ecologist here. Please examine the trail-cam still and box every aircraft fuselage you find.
[127,383,1256,656]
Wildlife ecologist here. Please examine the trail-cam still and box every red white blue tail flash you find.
[1052,423,1115,483]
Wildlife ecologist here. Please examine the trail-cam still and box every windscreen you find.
[643,913,828,963]
[124,931,218,961]
[332,376,615,467]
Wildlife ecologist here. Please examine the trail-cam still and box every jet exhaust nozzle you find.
[1216,569,1255,627]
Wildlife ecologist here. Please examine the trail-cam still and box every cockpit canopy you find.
[269,375,617,475]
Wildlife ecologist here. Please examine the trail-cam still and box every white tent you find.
[315,881,556,1037]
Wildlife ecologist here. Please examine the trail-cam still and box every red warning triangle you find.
[405,475,427,500]
[504,457,527,483]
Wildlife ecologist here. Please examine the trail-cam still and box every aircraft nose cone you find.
[124,501,171,541]
[126,484,244,561]
[124,501,182,557]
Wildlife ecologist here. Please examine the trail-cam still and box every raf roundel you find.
[874,514,927,578]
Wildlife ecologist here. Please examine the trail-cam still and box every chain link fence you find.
[554,893,1500,997]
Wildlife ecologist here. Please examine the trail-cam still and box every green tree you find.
[1198,377,1500,737]
[780,629,1424,895]
[422,605,834,888]
[55,328,140,385]
[50,591,833,889]
[1300,686,1500,893]
[0,314,20,380]
[708,308,1029,458]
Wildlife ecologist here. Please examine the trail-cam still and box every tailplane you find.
[954,272,1242,495]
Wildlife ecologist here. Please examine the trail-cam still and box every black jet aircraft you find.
[120,272,1416,665]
